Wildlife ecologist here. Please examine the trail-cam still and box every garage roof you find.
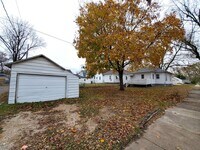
[6,54,72,73]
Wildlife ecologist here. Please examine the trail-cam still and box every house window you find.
[99,77,101,80]
[165,75,167,81]
[84,79,86,81]
[116,76,118,79]
[109,75,112,81]
[156,74,160,79]
[152,74,154,79]
[141,74,144,79]
[126,76,128,80]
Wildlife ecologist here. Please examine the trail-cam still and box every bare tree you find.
[160,42,196,71]
[0,51,8,73]
[0,17,45,62]
[172,0,200,60]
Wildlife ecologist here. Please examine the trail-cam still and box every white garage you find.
[7,55,79,104]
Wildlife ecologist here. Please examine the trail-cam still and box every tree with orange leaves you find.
[74,0,184,90]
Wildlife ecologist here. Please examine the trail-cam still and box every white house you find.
[93,73,104,83]
[103,70,132,84]
[77,70,103,84]
[128,68,173,86]
[77,75,93,84]
[77,70,93,84]
[79,77,93,84]
[7,55,79,104]
[77,70,132,84]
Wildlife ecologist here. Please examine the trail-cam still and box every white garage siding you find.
[67,77,79,98]
[8,55,79,104]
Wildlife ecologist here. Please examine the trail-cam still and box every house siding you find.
[129,72,172,85]
[79,78,93,84]
[8,57,79,104]
[93,73,104,83]
[103,74,131,83]
[104,75,117,83]
[154,73,172,85]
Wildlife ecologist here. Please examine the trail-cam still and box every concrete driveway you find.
[126,88,200,150]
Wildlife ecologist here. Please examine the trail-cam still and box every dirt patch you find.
[0,104,81,149]
[50,104,114,134]
[0,111,43,150]
[85,118,98,133]
[85,106,115,133]
[51,104,81,128]
[99,107,115,120]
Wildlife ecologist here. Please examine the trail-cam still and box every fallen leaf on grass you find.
[100,139,105,143]
[71,128,77,133]
[21,145,28,150]
[176,146,182,150]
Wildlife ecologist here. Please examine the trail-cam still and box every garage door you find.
[16,74,66,103]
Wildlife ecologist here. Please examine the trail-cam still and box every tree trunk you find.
[118,70,124,91]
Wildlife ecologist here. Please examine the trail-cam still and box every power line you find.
[0,0,73,45]
[35,29,73,45]
[15,0,21,18]
[0,0,16,30]
[0,17,74,45]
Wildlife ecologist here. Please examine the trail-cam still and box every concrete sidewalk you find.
[125,88,200,150]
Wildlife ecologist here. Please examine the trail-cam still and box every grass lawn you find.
[0,84,192,149]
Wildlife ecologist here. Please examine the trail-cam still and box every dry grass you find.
[0,92,8,104]
[0,84,192,149]
[0,79,4,86]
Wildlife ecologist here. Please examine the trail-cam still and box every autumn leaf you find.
[71,128,77,133]
[100,139,105,143]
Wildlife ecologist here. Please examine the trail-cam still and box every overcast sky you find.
[0,0,172,73]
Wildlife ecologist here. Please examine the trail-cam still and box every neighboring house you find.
[77,70,104,84]
[103,70,132,84]
[77,74,93,84]
[78,70,87,77]
[77,68,172,86]
[93,73,104,83]
[77,70,94,84]
[6,55,79,104]
[128,68,173,86]
[172,77,184,85]
[77,70,132,84]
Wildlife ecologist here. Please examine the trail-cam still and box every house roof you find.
[5,54,73,73]
[78,70,87,78]
[133,68,172,74]
[103,70,132,75]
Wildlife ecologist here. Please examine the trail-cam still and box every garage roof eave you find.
[5,55,72,73]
